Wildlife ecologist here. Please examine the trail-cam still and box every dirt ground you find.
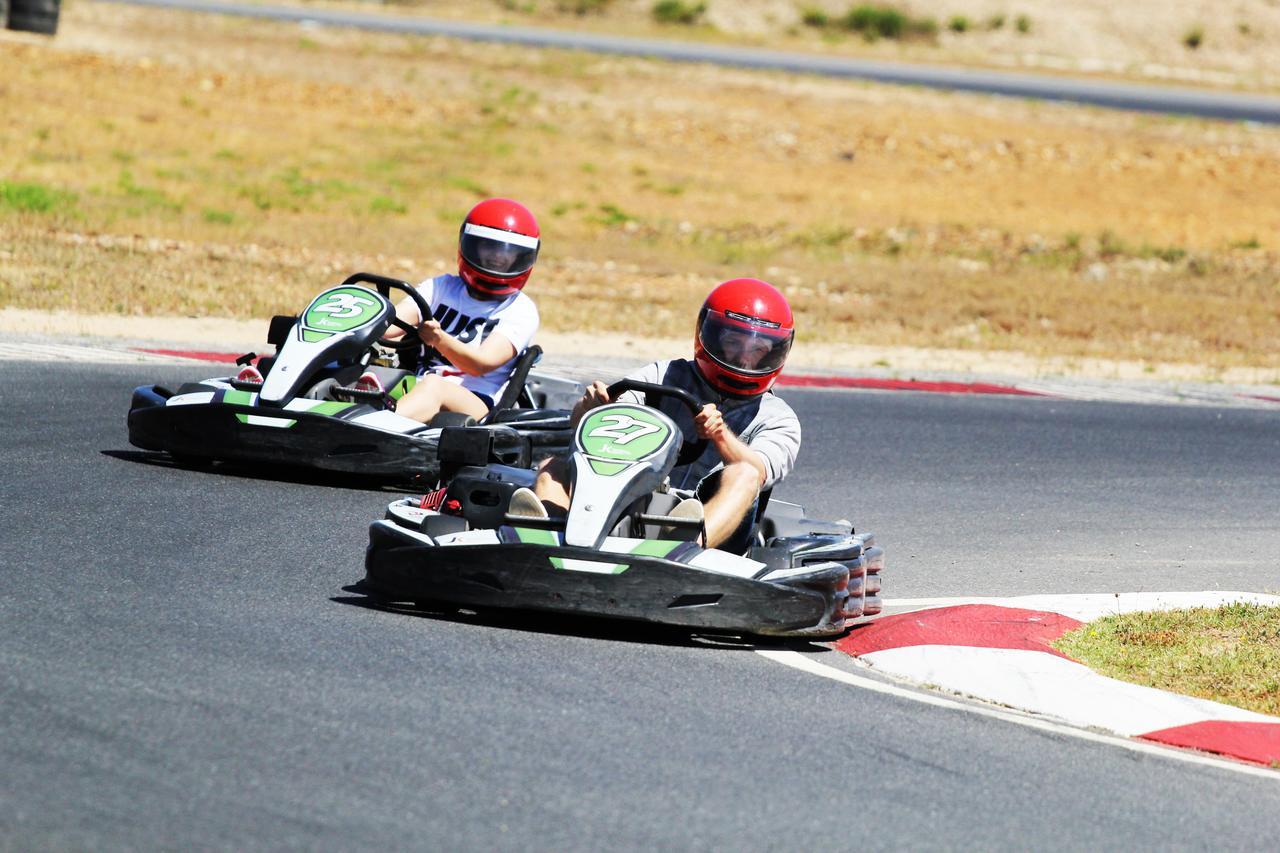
[2,3,1279,381]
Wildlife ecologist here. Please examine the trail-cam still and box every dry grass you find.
[1055,603,1280,717]
[1,3,1279,371]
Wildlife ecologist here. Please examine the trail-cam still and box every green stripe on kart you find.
[222,389,256,406]
[587,458,629,477]
[514,527,559,547]
[304,400,355,416]
[302,329,333,343]
[629,539,683,559]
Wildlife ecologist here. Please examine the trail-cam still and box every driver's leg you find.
[396,375,490,423]
[531,454,572,514]
[697,462,760,550]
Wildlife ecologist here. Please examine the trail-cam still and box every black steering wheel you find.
[606,379,708,468]
[341,272,430,351]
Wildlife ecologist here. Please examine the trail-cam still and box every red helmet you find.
[457,198,540,298]
[694,278,794,396]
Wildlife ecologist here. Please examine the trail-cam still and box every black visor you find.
[699,309,793,375]
[460,222,539,278]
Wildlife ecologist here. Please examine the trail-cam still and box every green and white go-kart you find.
[127,273,582,484]
[361,380,884,637]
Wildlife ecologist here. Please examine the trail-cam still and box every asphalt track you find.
[3,359,1279,849]
[96,0,1280,124]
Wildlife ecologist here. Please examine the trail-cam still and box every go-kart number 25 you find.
[588,414,661,445]
[313,292,377,319]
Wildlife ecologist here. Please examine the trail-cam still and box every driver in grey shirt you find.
[511,278,800,552]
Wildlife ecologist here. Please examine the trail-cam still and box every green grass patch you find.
[1054,603,1280,716]
[557,0,611,14]
[0,180,77,214]
[446,175,490,198]
[117,170,181,213]
[800,8,829,28]
[593,203,634,226]
[201,208,235,224]
[652,1,706,25]
[838,5,937,40]
[369,195,407,214]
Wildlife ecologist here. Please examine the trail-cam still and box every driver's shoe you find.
[660,498,704,542]
[235,364,265,384]
[354,371,385,394]
[353,371,395,410]
[508,487,549,520]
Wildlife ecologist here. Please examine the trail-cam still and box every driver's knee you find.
[406,374,446,398]
[533,453,571,498]
[714,462,761,501]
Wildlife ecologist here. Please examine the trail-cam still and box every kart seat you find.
[479,345,542,424]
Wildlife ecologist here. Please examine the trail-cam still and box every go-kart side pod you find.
[363,521,854,637]
[128,385,444,479]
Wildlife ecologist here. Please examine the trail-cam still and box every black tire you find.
[427,411,478,428]
[8,0,60,34]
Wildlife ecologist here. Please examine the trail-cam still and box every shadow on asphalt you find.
[101,449,417,493]
[332,586,834,653]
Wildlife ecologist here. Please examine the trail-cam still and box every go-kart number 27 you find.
[313,292,377,319]
[588,414,661,445]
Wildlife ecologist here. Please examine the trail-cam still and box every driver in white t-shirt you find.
[383,198,541,423]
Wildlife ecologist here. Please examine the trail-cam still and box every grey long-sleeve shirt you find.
[615,359,801,491]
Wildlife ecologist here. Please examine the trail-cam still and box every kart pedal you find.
[332,372,397,410]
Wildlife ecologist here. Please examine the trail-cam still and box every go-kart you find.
[127,273,583,484]
[361,380,884,637]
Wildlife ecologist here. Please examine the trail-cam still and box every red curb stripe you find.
[1242,393,1280,404]
[778,374,1045,396]
[134,348,244,363]
[1139,720,1280,766]
[835,604,1084,659]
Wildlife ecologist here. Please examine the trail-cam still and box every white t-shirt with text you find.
[411,274,539,402]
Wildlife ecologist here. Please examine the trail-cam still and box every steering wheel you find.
[606,379,708,468]
[340,272,430,351]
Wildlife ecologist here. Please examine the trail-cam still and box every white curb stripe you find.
[756,650,1280,780]
[859,645,1276,736]
[885,591,1280,623]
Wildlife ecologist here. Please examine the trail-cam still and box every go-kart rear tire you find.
[7,0,60,33]
[428,412,477,428]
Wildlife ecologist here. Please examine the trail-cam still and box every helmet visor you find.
[699,308,793,375]
[460,222,539,278]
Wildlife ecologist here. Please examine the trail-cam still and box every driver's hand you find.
[580,380,612,410]
[418,318,446,347]
[694,403,726,441]
[571,381,611,424]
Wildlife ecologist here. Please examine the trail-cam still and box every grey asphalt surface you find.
[2,360,1279,849]
[99,0,1280,124]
